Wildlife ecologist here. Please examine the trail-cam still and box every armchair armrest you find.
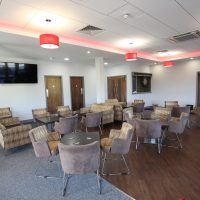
[111,138,127,154]
[109,129,121,139]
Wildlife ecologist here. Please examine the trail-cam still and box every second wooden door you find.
[70,76,84,111]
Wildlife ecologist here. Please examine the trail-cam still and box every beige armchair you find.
[29,125,61,178]
[151,107,172,122]
[101,122,133,175]
[165,100,179,108]
[58,141,101,196]
[132,99,145,106]
[0,123,32,150]
[57,106,72,117]
[105,99,126,121]
[32,108,50,122]
[0,107,12,119]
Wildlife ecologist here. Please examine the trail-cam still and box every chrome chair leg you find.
[62,173,70,196]
[96,170,102,194]
[101,153,130,175]
[176,133,183,149]
[157,138,161,154]
[99,125,103,135]
[136,136,139,150]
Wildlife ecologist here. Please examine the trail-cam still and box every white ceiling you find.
[0,0,200,62]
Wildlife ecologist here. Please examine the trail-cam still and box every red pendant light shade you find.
[163,61,173,67]
[40,34,59,49]
[125,52,137,61]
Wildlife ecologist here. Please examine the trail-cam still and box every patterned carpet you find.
[0,145,134,200]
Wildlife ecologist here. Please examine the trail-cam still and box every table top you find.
[61,132,99,145]
[35,115,59,124]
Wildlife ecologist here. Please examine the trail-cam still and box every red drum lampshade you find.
[40,34,59,49]
[125,52,137,61]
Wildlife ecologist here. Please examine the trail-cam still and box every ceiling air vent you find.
[169,30,200,42]
[78,25,104,36]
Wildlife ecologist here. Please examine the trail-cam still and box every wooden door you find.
[70,77,84,111]
[197,72,200,106]
[45,76,63,113]
[107,75,126,102]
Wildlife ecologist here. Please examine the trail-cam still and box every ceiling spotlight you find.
[123,13,130,19]
[190,57,194,60]
[87,51,91,54]
[45,19,51,22]
[64,58,70,61]
[104,62,108,65]
[154,62,157,65]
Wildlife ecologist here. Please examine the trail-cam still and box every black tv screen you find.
[0,62,38,83]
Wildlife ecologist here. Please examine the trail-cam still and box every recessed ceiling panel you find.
[71,0,126,15]
[126,0,200,33]
[110,4,178,38]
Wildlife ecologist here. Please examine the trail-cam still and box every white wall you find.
[0,57,96,120]
[105,61,153,106]
[150,59,200,107]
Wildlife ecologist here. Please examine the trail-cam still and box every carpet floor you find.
[0,145,134,200]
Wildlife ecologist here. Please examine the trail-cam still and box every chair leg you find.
[62,173,70,196]
[136,136,139,150]
[96,170,102,194]
[157,138,161,154]
[121,155,130,175]
[101,152,107,175]
[101,153,130,175]
[86,126,88,132]
[99,125,103,135]
[176,133,183,149]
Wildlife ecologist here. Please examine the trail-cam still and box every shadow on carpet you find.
[0,145,135,200]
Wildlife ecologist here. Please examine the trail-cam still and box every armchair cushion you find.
[32,108,50,121]
[0,117,21,127]
[0,107,12,119]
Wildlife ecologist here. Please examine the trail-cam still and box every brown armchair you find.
[0,123,32,150]
[54,115,78,135]
[0,117,21,128]
[101,122,133,175]
[135,118,162,154]
[58,141,101,196]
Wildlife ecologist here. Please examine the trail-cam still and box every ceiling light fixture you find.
[125,52,137,61]
[87,50,91,54]
[40,34,59,49]
[163,61,173,67]
[64,58,70,61]
[104,62,108,65]
[123,13,130,19]
[190,57,194,60]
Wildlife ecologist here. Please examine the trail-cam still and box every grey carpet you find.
[0,145,134,200]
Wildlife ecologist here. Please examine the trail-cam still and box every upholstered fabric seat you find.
[135,118,162,153]
[81,112,103,135]
[0,107,12,120]
[32,108,50,122]
[54,115,78,135]
[101,122,134,175]
[29,125,61,178]
[57,106,72,117]
[58,141,101,196]
[0,117,21,127]
[0,123,32,150]
[166,112,189,149]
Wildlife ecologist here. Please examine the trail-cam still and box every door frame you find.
[107,75,127,102]
[44,75,64,111]
[70,76,85,110]
[197,72,200,106]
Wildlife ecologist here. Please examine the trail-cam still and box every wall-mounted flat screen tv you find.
[0,62,38,83]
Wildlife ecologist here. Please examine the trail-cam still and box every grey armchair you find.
[135,118,162,154]
[101,122,133,175]
[82,112,103,135]
[167,112,189,149]
[54,115,78,135]
[58,141,101,196]
[29,125,61,178]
